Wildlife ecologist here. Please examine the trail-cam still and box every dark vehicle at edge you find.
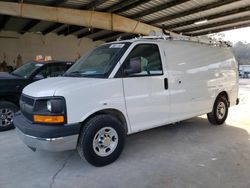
[0,60,74,131]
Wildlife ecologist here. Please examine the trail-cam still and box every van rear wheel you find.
[207,96,228,125]
[0,101,18,131]
[77,114,125,167]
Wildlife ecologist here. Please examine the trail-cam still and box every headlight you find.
[47,100,52,112]
[33,97,66,124]
[46,99,64,113]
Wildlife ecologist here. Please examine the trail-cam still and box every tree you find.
[208,33,250,65]
[233,41,250,65]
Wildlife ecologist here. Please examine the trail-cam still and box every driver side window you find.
[123,44,163,77]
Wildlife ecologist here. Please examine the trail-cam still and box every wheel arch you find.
[207,91,229,125]
[80,108,129,134]
[217,91,229,106]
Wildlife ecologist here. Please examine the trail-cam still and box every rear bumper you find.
[13,112,80,152]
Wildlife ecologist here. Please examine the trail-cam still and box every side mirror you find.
[124,57,142,75]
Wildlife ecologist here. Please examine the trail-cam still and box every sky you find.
[221,26,250,44]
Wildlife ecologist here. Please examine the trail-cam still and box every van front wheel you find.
[207,96,228,125]
[77,114,125,167]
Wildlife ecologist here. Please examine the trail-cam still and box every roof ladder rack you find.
[136,25,232,48]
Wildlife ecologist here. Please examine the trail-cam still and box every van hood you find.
[23,77,108,97]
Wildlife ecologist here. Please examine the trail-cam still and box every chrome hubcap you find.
[93,127,118,157]
[216,102,226,120]
[0,108,14,127]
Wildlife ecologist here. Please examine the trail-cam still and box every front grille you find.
[20,94,34,121]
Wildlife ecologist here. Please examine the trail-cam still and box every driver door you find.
[121,44,170,133]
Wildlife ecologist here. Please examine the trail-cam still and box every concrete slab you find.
[0,79,250,188]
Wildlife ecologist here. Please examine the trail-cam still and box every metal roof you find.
[0,0,250,41]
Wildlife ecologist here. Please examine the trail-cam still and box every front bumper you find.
[16,128,78,151]
[14,112,80,152]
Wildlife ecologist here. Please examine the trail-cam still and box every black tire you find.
[77,114,126,167]
[0,101,19,131]
[207,96,228,125]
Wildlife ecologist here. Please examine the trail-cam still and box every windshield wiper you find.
[64,71,106,78]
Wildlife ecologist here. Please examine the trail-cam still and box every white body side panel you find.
[163,41,238,123]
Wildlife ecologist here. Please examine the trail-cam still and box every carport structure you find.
[0,0,250,42]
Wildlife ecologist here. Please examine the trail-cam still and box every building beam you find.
[57,25,83,35]
[92,31,122,41]
[42,23,62,35]
[80,0,189,39]
[179,15,250,34]
[148,0,241,25]
[66,0,150,37]
[165,5,250,30]
[63,26,85,36]
[19,0,67,34]
[131,0,190,19]
[105,0,150,13]
[19,19,40,34]
[77,28,102,38]
[42,23,63,35]
[51,0,109,35]
[112,0,151,13]
[0,2,167,36]
[57,25,71,35]
[83,0,109,10]
[191,22,250,36]
[59,25,82,36]
[0,15,11,30]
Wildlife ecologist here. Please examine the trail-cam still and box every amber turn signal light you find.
[33,115,64,123]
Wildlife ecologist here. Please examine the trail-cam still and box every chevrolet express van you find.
[14,36,239,166]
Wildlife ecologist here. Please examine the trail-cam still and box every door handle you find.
[164,78,168,90]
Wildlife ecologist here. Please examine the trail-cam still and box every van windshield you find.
[64,43,130,78]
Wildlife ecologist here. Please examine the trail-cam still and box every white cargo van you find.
[14,36,239,166]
